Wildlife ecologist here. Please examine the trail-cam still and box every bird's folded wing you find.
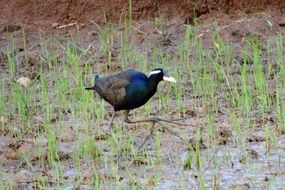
[95,75,130,106]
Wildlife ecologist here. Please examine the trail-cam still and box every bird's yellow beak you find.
[163,76,176,83]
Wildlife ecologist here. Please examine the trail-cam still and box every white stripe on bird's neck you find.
[148,70,162,77]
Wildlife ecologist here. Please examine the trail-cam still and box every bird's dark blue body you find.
[85,68,176,126]
[85,68,175,114]
[117,71,157,111]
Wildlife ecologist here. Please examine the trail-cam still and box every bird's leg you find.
[123,110,190,126]
[109,110,116,131]
[124,110,159,124]
[124,114,188,126]
[124,110,195,150]
[124,111,190,148]
[137,121,155,151]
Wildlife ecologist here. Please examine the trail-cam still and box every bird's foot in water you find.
[124,115,189,145]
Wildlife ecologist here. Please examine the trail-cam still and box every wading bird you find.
[85,68,176,127]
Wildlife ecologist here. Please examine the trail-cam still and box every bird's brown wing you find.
[95,72,130,106]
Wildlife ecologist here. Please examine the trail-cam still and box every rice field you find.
[1,14,285,189]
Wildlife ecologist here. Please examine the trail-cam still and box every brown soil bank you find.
[1,0,284,27]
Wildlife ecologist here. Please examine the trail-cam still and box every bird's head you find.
[148,68,176,83]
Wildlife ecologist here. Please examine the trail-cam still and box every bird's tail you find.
[85,86,95,90]
[85,74,100,90]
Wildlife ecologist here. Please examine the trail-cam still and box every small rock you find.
[247,149,259,159]
[232,183,249,190]
[153,30,163,35]
[4,149,18,160]
[17,77,30,87]
[78,23,86,28]
[52,22,59,28]
[0,116,8,125]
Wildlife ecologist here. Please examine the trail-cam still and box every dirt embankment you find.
[1,0,284,28]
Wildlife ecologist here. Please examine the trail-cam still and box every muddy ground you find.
[1,0,285,27]
[1,1,285,190]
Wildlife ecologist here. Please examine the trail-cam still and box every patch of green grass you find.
[90,21,115,65]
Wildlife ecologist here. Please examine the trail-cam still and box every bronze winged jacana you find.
[85,68,176,127]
